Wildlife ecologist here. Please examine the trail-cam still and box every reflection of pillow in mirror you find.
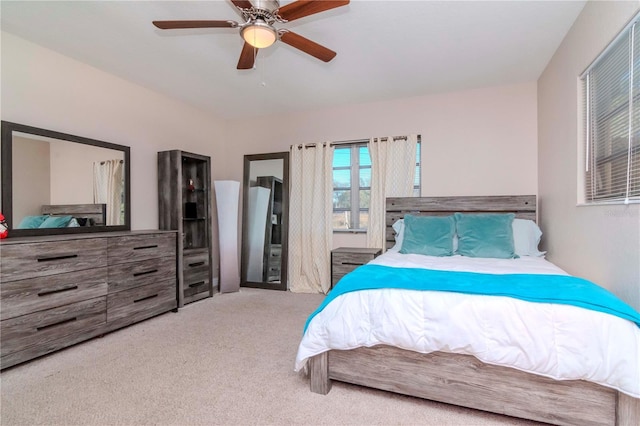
[39,215,73,228]
[16,215,49,229]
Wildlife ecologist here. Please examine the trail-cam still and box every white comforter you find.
[295,252,640,398]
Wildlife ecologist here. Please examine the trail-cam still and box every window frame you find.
[580,13,640,205]
[332,139,421,232]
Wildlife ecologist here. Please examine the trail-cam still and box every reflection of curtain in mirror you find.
[289,142,333,294]
[93,159,123,225]
[247,186,271,281]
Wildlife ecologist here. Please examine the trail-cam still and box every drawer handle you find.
[133,269,158,277]
[188,281,205,288]
[37,254,78,262]
[340,262,364,266]
[38,285,79,297]
[133,245,158,250]
[188,261,205,267]
[134,294,158,303]
[37,317,77,331]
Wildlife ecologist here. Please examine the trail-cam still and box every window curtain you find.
[366,135,418,250]
[288,143,334,294]
[93,159,123,226]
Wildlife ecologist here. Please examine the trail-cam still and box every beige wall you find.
[538,1,640,309]
[223,81,539,248]
[49,141,124,205]
[1,31,227,273]
[12,136,50,222]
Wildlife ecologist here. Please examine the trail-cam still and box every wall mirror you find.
[1,121,131,237]
[241,152,289,291]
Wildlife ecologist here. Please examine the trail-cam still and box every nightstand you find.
[331,247,382,288]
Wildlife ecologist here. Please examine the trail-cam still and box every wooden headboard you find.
[384,195,537,250]
[42,203,107,226]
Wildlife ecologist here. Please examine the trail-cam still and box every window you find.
[332,140,421,231]
[581,15,640,204]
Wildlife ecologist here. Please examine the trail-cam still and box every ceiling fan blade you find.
[276,0,349,22]
[152,20,238,30]
[279,31,336,62]
[230,0,253,10]
[237,42,258,70]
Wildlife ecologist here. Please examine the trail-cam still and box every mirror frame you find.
[1,121,131,237]
[240,152,289,291]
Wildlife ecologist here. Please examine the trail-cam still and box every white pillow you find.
[388,219,405,252]
[512,218,546,257]
[391,217,545,257]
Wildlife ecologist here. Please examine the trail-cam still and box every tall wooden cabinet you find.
[158,150,214,307]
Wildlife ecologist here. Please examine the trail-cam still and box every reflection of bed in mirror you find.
[1,121,130,236]
[42,203,107,226]
[13,203,107,229]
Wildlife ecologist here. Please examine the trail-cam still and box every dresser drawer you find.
[108,233,176,265]
[0,239,107,282]
[0,297,106,357]
[183,250,210,275]
[108,257,176,293]
[1,268,108,321]
[106,280,176,327]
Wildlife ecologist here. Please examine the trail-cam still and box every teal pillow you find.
[16,215,49,229]
[454,213,517,259]
[399,214,455,256]
[38,215,73,228]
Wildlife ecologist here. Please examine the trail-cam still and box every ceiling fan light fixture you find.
[241,20,277,48]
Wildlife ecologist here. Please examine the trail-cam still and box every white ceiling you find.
[1,0,586,121]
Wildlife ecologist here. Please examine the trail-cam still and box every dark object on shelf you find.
[185,202,197,219]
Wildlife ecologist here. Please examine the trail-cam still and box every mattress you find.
[295,251,640,398]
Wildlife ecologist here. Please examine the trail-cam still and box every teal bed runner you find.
[304,264,640,332]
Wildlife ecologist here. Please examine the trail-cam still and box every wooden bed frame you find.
[308,195,640,426]
[42,203,107,226]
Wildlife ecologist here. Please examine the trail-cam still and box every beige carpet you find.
[0,288,541,425]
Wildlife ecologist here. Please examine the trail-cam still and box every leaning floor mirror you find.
[241,152,289,291]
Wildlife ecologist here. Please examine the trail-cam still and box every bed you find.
[296,195,640,426]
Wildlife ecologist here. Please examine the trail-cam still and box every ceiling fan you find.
[152,0,350,70]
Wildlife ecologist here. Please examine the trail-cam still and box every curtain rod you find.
[296,134,420,149]
[99,160,124,164]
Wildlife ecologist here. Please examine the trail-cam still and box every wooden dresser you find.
[0,230,177,369]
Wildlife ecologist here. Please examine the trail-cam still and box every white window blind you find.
[582,16,640,203]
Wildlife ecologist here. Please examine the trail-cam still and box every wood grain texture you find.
[331,248,381,286]
[0,297,106,357]
[42,203,106,226]
[0,231,178,369]
[107,233,176,264]
[107,256,175,293]
[0,238,107,282]
[157,150,213,307]
[322,346,618,426]
[1,268,108,320]
[106,279,176,327]
[618,392,640,426]
[309,351,331,395]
